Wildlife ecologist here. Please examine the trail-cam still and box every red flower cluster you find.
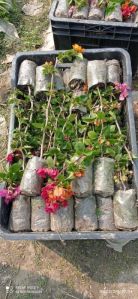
[41,183,73,213]
[37,168,59,179]
[121,1,137,19]
[37,166,73,213]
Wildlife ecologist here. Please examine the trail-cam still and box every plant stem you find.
[24,86,34,134]
[53,94,66,148]
[40,84,53,159]
[40,59,57,159]
[57,155,85,177]
[18,106,25,170]
[75,115,78,138]
[97,87,104,157]
[115,117,134,165]
[97,87,103,112]
[47,130,53,151]
[62,102,72,134]
[119,171,126,191]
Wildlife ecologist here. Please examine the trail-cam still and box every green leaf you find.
[110,125,116,132]
[32,123,44,129]
[0,172,7,180]
[90,112,97,119]
[84,139,92,146]
[82,156,93,167]
[78,126,86,134]
[97,111,105,120]
[88,131,97,140]
[46,156,55,168]
[105,148,116,157]
[82,116,96,123]
[83,150,94,156]
[76,53,83,60]
[7,163,23,184]
[74,142,85,154]
[105,0,123,16]
[109,111,116,120]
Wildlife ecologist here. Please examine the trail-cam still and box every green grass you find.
[0,0,49,71]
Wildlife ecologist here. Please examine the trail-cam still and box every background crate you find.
[0,48,138,241]
[49,0,138,75]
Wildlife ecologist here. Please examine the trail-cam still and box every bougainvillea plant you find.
[121,0,137,19]
[0,45,133,213]
[67,0,87,9]
[57,43,84,62]
[102,0,137,19]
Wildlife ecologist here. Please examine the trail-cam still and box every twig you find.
[24,86,34,134]
[61,290,80,299]
[40,79,54,159]
[40,59,57,159]
[97,87,104,156]
[47,130,53,151]
[53,94,66,148]
[119,171,126,191]
[97,87,103,112]
[115,118,134,165]
[75,115,78,139]
[18,107,26,170]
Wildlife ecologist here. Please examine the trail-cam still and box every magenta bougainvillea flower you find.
[114,82,130,101]
[45,202,60,213]
[6,153,14,164]
[36,168,47,178]
[0,186,20,204]
[41,183,56,201]
[37,168,59,179]
[6,150,22,164]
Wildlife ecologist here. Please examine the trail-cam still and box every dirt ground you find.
[0,1,138,298]
[0,239,138,299]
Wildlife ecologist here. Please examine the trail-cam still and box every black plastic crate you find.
[49,0,138,75]
[0,48,138,241]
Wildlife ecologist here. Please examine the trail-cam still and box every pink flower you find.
[37,168,59,180]
[0,189,8,197]
[41,183,56,200]
[6,150,22,164]
[6,153,14,164]
[12,186,20,198]
[45,202,59,213]
[45,182,56,191]
[0,186,20,204]
[46,168,59,179]
[115,82,130,101]
[36,168,47,178]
